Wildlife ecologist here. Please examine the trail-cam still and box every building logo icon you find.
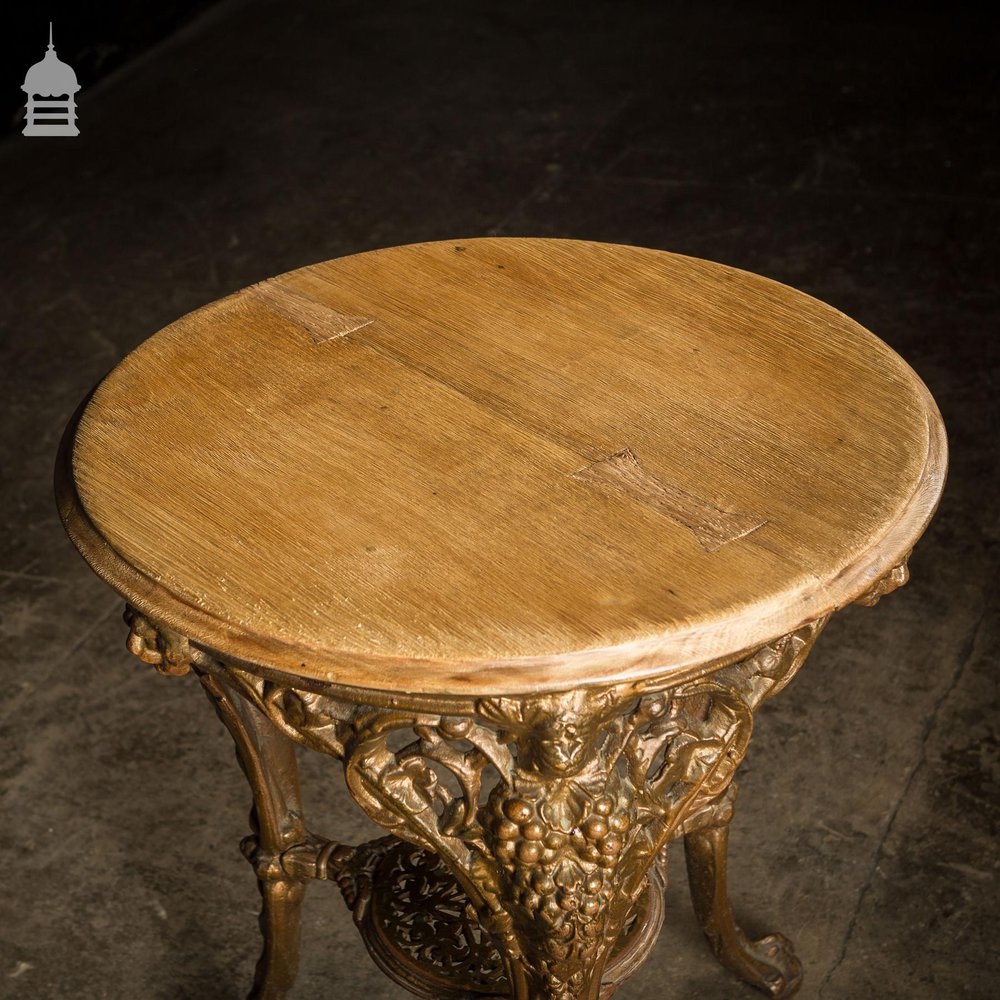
[22,23,80,137]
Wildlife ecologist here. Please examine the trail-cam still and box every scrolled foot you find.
[684,822,803,998]
[725,930,802,998]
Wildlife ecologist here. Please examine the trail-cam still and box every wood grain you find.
[569,448,767,552]
[57,238,947,695]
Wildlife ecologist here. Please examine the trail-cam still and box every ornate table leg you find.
[669,618,829,1000]
[124,607,311,1000]
[685,816,801,998]
[199,673,310,1000]
[670,560,910,999]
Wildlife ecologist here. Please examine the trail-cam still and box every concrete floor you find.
[1,2,997,998]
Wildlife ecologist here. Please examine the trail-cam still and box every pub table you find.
[56,238,947,1000]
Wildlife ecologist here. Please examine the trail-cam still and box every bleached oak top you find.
[58,238,947,696]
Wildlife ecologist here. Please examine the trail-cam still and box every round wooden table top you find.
[58,238,947,696]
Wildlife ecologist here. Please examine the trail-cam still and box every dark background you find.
[1,2,997,998]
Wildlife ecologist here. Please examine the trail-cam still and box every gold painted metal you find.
[122,603,848,1000]
[852,557,910,607]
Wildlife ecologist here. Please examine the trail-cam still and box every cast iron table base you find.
[124,579,902,1000]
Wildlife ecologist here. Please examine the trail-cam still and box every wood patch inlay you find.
[251,280,375,344]
[571,448,767,551]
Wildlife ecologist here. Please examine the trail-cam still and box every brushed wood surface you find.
[59,238,947,694]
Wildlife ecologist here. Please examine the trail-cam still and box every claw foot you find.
[734,931,802,998]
